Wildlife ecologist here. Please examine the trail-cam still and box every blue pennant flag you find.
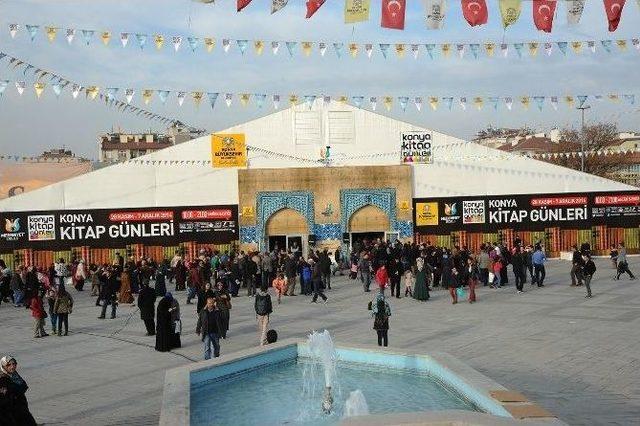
[488,97,499,110]
[136,33,147,50]
[469,44,480,59]
[398,96,409,112]
[351,96,364,108]
[513,43,524,58]
[285,41,297,57]
[51,83,62,97]
[105,87,119,100]
[601,40,613,53]
[254,94,266,108]
[443,97,453,110]
[207,92,219,109]
[158,90,170,104]
[379,43,390,59]
[624,94,635,105]
[533,96,546,111]
[0,80,8,97]
[333,42,344,58]
[576,95,588,108]
[557,42,568,55]
[81,29,94,45]
[425,44,435,59]
[304,95,316,109]
[25,24,39,41]
[237,39,248,55]
[187,37,199,52]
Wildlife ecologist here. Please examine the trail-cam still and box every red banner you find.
[237,0,253,12]
[530,197,588,207]
[181,209,233,220]
[381,0,406,29]
[461,0,488,27]
[306,0,326,18]
[108,211,174,222]
[594,194,640,205]
[604,0,625,31]
[533,0,557,33]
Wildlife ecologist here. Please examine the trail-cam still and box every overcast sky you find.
[0,0,638,158]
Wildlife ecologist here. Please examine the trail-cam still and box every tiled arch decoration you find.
[340,188,397,235]
[256,191,315,248]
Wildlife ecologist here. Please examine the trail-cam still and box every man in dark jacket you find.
[254,283,273,346]
[319,250,332,290]
[137,282,156,335]
[245,255,258,297]
[284,254,298,296]
[511,247,526,293]
[570,244,585,287]
[582,254,596,298]
[196,295,223,359]
[310,259,328,304]
[98,267,120,319]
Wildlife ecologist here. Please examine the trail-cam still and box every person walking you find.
[583,254,596,298]
[0,356,37,426]
[403,268,414,298]
[368,293,391,347]
[388,257,402,299]
[375,263,389,295]
[137,282,156,336]
[254,283,273,346]
[570,244,585,287]
[215,281,232,339]
[155,293,174,352]
[615,242,636,280]
[532,245,546,287]
[512,247,526,294]
[29,291,48,338]
[609,244,618,269]
[320,249,332,290]
[45,283,58,335]
[10,266,25,307]
[310,259,328,304]
[358,254,372,292]
[283,254,298,297]
[196,295,223,359]
[448,268,460,304]
[53,284,73,336]
[98,267,119,319]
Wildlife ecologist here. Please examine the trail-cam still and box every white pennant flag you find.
[550,96,558,110]
[125,88,134,104]
[222,39,231,53]
[319,42,327,56]
[504,97,513,110]
[172,36,182,52]
[272,94,280,109]
[424,0,447,30]
[225,93,233,107]
[370,96,377,111]
[177,92,186,106]
[459,97,467,110]
[271,0,289,14]
[66,28,75,44]
[411,44,420,59]
[121,33,129,47]
[456,44,465,58]
[414,97,423,111]
[15,81,25,96]
[322,95,331,108]
[71,84,81,99]
[567,0,585,25]
[9,24,19,39]
[272,41,280,55]
[501,44,509,57]
[365,43,373,58]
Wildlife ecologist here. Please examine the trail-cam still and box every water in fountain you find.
[299,330,340,421]
[344,389,370,418]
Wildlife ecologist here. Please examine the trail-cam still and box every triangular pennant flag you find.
[528,42,539,56]
[15,81,26,96]
[72,84,82,99]
[26,25,39,42]
[237,39,248,55]
[352,96,364,108]
[158,90,170,104]
[9,24,19,39]
[273,94,280,109]
[304,95,316,109]
[177,91,186,106]
[286,41,297,57]
[633,39,640,50]
[254,40,265,55]
[383,96,393,111]
[550,96,559,110]
[425,44,435,58]
[319,42,327,56]
[557,41,568,55]
[105,87,118,100]
[269,41,280,55]
[577,95,588,108]
[456,44,465,58]
[272,0,289,14]
[64,28,75,45]
[608,94,620,102]
[0,80,8,97]
[204,37,216,52]
[306,0,327,18]
[370,96,377,111]
[255,94,266,108]
[397,96,408,112]
[120,32,129,47]
[470,43,480,59]
[567,0,586,24]
[23,64,34,76]
[125,88,134,104]
[379,43,390,58]
[337,96,349,105]
[499,0,522,28]
[514,43,524,57]
[225,93,233,107]
[488,96,499,110]
[459,97,466,110]
[414,97,423,111]
[442,43,452,57]
[473,97,484,110]
[322,95,331,107]
[188,37,199,52]
[429,97,439,110]
[624,94,635,105]
[289,94,299,106]
[588,40,596,52]
[485,43,495,57]
[501,43,509,57]
[571,41,583,54]
[533,96,546,111]
[33,82,45,98]
[411,44,420,59]
[81,29,94,45]
[395,44,405,58]
[240,93,251,107]
[616,39,627,51]
[142,89,153,105]
[565,96,575,108]
[238,0,253,12]
[154,34,165,50]
[192,91,204,108]
[223,39,231,53]
[52,82,62,97]
[45,26,57,43]
[601,40,613,52]
[86,86,99,100]
[349,43,359,58]
[544,42,553,56]
[365,43,373,58]
[333,42,344,58]
[173,36,182,52]
[136,33,147,50]
[504,96,513,110]
[604,0,625,32]
[208,92,219,109]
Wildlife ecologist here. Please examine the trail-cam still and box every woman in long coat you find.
[413,257,430,301]
[155,294,173,352]
[118,265,134,304]
[174,260,186,291]
[215,281,232,338]
[137,282,156,336]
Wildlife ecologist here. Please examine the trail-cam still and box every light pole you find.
[577,105,591,172]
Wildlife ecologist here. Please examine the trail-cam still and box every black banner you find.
[413,191,640,233]
[0,205,238,251]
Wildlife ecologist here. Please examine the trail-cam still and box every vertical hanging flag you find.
[25,25,39,41]
[238,0,253,12]
[461,0,488,27]
[381,0,406,29]
[345,0,371,23]
[120,32,129,47]
[567,0,586,24]
[45,27,57,43]
[177,91,186,106]
[101,31,111,46]
[66,28,76,44]
[533,0,557,32]
[272,0,289,14]
[173,36,182,52]
[499,0,522,28]
[207,92,219,109]
[604,0,626,32]
[306,0,326,18]
[273,94,281,109]
[9,24,19,39]
[425,0,447,29]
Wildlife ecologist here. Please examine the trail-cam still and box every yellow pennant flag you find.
[473,97,483,110]
[528,42,538,56]
[570,41,582,54]
[485,43,496,57]
[192,91,203,108]
[565,96,575,108]
[142,89,154,105]
[45,27,57,43]
[204,37,216,53]
[240,93,251,107]
[154,34,164,50]
[86,86,99,100]
[101,31,111,46]
[520,96,530,110]
[616,40,627,51]
[429,97,438,110]
[338,96,348,104]
[499,0,522,28]
[441,44,451,58]
[344,0,371,23]
[349,43,359,58]
[254,40,264,55]
[289,94,299,106]
[383,96,393,111]
[34,82,46,98]
[395,44,405,58]
[302,42,313,57]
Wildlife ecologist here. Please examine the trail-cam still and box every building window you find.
[294,111,321,145]
[327,110,355,145]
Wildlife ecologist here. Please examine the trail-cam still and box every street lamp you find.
[577,105,591,172]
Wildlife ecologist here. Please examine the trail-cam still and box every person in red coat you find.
[375,264,389,295]
[30,293,48,338]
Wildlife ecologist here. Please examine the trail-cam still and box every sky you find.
[0,0,639,158]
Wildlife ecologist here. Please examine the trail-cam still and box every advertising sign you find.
[415,202,439,226]
[211,133,247,168]
[400,131,432,164]
[0,205,238,251]
[414,191,640,232]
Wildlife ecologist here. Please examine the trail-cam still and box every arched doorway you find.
[348,205,392,249]
[265,208,308,256]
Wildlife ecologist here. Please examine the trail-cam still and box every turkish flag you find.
[306,0,326,18]
[532,0,557,32]
[461,0,488,26]
[604,0,626,32]
[237,0,253,12]
[381,0,406,29]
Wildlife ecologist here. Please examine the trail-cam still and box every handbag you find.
[174,319,182,334]
[456,287,466,299]
[488,271,495,284]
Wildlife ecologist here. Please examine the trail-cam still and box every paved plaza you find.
[2,257,640,425]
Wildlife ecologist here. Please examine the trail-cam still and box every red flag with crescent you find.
[532,0,557,32]
[603,0,625,31]
[381,0,406,29]
[461,0,488,26]
[237,0,253,12]
[306,0,326,18]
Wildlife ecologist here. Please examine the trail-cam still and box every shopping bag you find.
[456,287,466,299]
[174,320,182,334]
[488,272,495,284]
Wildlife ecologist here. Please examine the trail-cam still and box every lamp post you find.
[577,105,591,172]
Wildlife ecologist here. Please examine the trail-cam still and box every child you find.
[403,269,414,297]
[490,257,503,289]
[272,273,288,304]
[583,254,596,298]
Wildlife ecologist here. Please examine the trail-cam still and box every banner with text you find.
[211,133,247,168]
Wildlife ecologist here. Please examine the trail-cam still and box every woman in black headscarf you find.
[155,293,174,352]
[0,355,36,426]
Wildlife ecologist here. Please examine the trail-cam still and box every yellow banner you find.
[499,0,521,28]
[344,0,371,23]
[211,134,247,168]
[415,202,439,226]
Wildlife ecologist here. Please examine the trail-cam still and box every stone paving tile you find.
[2,258,640,425]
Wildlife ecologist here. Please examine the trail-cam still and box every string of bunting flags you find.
[193,0,632,33]
[8,23,640,60]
